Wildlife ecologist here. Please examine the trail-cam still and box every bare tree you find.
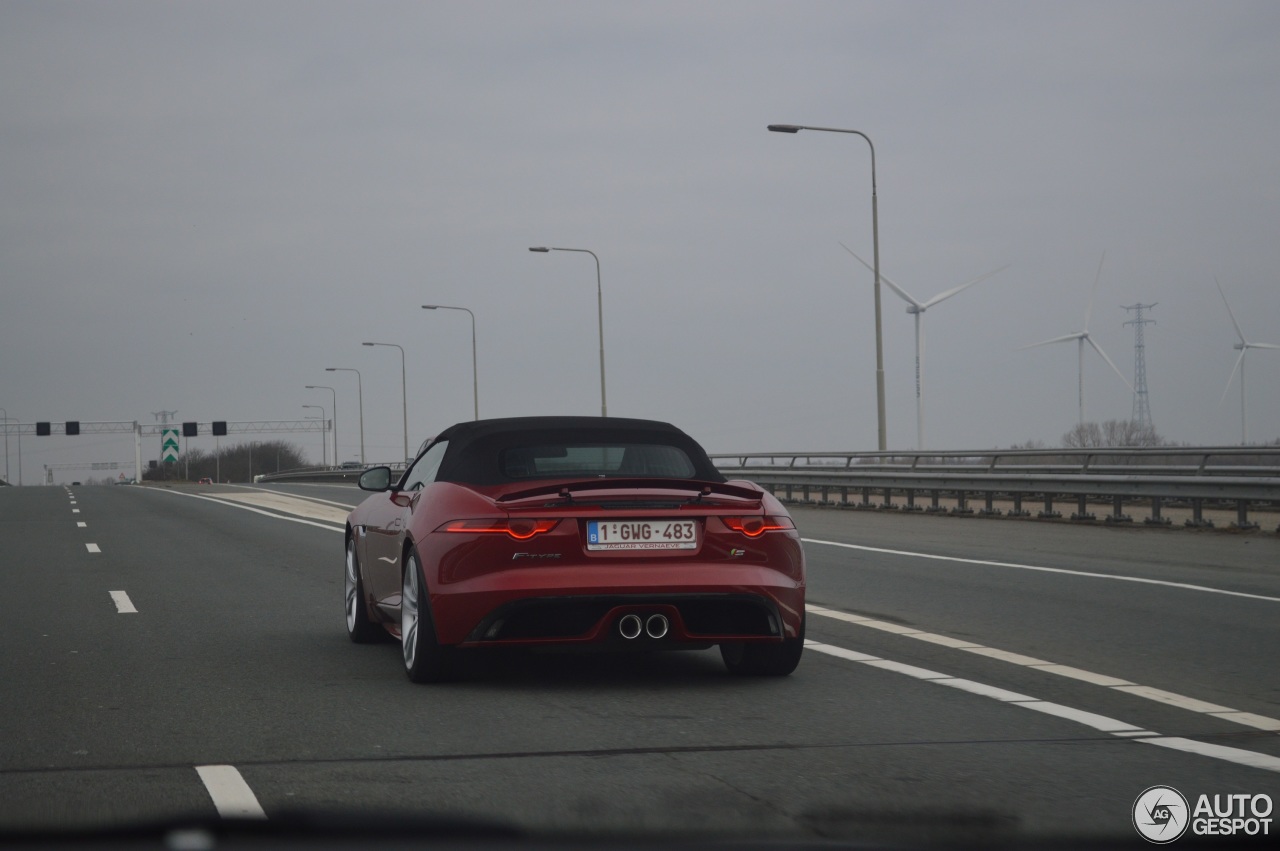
[144,441,307,482]
[1062,420,1165,448]
[1103,420,1164,447]
[1061,422,1105,448]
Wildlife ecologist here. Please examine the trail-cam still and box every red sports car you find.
[344,416,805,682]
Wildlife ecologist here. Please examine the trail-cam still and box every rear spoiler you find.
[495,478,763,505]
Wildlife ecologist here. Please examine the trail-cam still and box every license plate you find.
[586,519,698,550]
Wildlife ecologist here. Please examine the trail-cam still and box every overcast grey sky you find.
[3,0,1279,480]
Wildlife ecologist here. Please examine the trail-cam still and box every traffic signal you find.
[182,422,198,437]
[212,421,228,436]
[36,422,51,436]
[65,421,80,436]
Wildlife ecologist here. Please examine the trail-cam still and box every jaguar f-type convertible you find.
[345,416,805,682]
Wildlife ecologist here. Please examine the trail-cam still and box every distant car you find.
[71,481,81,486]
[198,477,213,484]
[340,461,363,469]
[345,416,806,683]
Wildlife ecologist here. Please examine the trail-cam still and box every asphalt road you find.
[1,482,1277,844]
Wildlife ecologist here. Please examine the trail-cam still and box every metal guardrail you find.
[710,447,1280,531]
[709,446,1280,474]
[254,450,1280,530]
[255,464,406,484]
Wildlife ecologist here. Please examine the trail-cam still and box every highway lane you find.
[792,508,1280,734]
[0,483,1277,843]
[256,482,1280,725]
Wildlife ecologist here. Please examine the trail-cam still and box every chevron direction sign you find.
[161,428,180,463]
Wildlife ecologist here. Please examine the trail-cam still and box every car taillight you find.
[439,518,559,540]
[721,515,795,537]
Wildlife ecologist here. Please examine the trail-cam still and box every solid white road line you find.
[230,484,360,510]
[1112,684,1233,714]
[1144,737,1280,773]
[1015,700,1147,734]
[195,765,266,819]
[284,482,365,491]
[85,543,100,553]
[807,604,1280,733]
[211,492,348,524]
[109,591,137,614]
[803,537,1280,604]
[150,488,344,532]
[804,640,1280,774]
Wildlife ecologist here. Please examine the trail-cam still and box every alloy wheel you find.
[402,553,420,669]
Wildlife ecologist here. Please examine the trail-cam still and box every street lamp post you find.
[1,414,21,486]
[326,367,365,464]
[305,385,338,466]
[529,246,607,417]
[768,123,887,451]
[422,305,479,420]
[0,412,23,486]
[302,405,327,466]
[0,408,11,485]
[362,342,408,463]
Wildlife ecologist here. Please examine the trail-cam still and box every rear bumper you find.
[429,563,804,647]
[461,592,796,647]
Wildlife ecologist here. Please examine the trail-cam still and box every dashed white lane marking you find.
[805,640,1280,774]
[803,537,1280,604]
[85,543,100,553]
[149,488,344,532]
[72,509,80,514]
[109,591,137,614]
[808,604,1280,733]
[76,521,87,528]
[195,765,266,819]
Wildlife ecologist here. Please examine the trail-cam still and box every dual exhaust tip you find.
[617,613,669,640]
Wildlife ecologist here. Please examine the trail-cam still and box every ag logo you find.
[1133,786,1190,843]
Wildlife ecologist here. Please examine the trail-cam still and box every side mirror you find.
[357,466,393,492]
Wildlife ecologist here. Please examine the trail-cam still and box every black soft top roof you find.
[427,416,726,485]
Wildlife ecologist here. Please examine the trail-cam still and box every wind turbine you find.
[1019,252,1131,424]
[1215,277,1279,445]
[840,242,1007,449]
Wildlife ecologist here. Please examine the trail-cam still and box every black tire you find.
[345,536,384,644]
[720,613,804,676]
[401,548,462,683]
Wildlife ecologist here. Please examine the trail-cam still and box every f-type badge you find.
[512,552,563,561]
